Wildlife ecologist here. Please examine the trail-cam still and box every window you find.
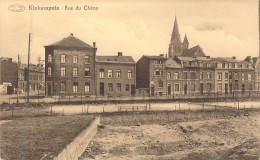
[248,74,251,81]
[200,72,203,79]
[207,72,211,80]
[241,73,244,81]
[175,84,180,91]
[117,83,121,92]
[85,68,90,77]
[48,54,52,62]
[217,84,222,91]
[222,63,225,68]
[48,67,52,76]
[183,72,188,79]
[108,83,113,92]
[128,70,133,79]
[154,69,162,76]
[116,69,121,78]
[61,67,66,76]
[167,72,171,80]
[174,72,179,80]
[61,82,66,92]
[126,84,130,91]
[85,55,90,64]
[73,82,78,93]
[85,82,90,93]
[73,55,78,63]
[154,60,162,64]
[73,68,78,77]
[225,72,228,80]
[108,69,113,78]
[217,72,222,81]
[158,80,163,87]
[207,83,212,91]
[100,69,104,78]
[61,55,66,63]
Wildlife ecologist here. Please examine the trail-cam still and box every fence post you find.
[69,93,70,102]
[51,105,53,116]
[12,107,14,118]
[179,102,180,111]
[9,95,11,104]
[81,89,83,103]
[103,106,105,113]
[87,105,89,114]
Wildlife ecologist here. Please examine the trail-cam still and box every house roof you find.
[96,56,135,64]
[143,55,168,60]
[45,34,93,48]
[181,45,206,57]
[165,58,183,69]
[176,56,195,61]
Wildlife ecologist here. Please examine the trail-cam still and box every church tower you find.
[168,16,183,58]
[183,34,189,51]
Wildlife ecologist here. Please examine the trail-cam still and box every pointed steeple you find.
[183,34,189,44]
[171,16,181,42]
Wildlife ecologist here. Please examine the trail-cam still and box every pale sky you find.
[0,0,258,64]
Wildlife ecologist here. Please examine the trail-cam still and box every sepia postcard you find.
[0,0,260,159]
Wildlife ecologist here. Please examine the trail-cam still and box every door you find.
[229,84,232,94]
[184,84,187,95]
[225,84,228,95]
[242,84,245,94]
[151,85,155,96]
[131,84,135,95]
[47,84,52,96]
[167,84,171,95]
[100,83,104,95]
[200,83,203,95]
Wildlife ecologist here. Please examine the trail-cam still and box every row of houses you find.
[44,17,260,98]
[0,57,45,94]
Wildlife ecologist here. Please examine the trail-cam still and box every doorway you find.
[167,84,171,95]
[151,85,155,96]
[100,83,104,95]
[47,83,52,96]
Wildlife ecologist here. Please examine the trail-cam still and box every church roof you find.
[181,45,206,57]
[45,34,94,48]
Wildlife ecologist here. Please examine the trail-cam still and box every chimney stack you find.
[93,42,96,48]
[118,52,122,57]
[70,33,73,36]
[232,56,236,59]
[159,54,164,57]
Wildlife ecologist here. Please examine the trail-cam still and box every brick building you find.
[45,34,136,98]
[95,52,136,97]
[136,16,257,97]
[44,34,96,97]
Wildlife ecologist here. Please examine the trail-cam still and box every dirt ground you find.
[80,113,260,160]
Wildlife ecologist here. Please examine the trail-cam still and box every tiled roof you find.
[143,55,168,60]
[181,45,206,57]
[96,56,135,64]
[45,34,93,48]
[165,58,183,69]
[177,56,195,61]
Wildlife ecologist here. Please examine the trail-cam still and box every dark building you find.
[44,34,96,97]
[136,55,168,96]
[0,58,18,89]
[95,52,136,97]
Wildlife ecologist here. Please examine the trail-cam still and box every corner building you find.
[44,34,96,97]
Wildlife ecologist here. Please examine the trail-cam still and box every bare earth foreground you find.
[80,114,260,160]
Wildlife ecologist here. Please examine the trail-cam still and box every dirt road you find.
[80,113,260,160]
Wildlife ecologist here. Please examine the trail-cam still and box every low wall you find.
[54,117,100,160]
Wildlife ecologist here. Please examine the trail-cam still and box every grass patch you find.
[101,109,260,126]
[0,115,95,160]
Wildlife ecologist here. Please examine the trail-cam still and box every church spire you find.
[171,16,181,42]
[183,34,189,50]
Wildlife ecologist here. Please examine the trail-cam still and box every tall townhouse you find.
[44,34,96,97]
[136,55,168,96]
[95,52,136,97]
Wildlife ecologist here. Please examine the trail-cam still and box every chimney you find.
[118,52,122,57]
[165,54,168,58]
[70,33,73,36]
[93,42,96,48]
[159,54,164,57]
[232,56,236,59]
[8,58,12,62]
